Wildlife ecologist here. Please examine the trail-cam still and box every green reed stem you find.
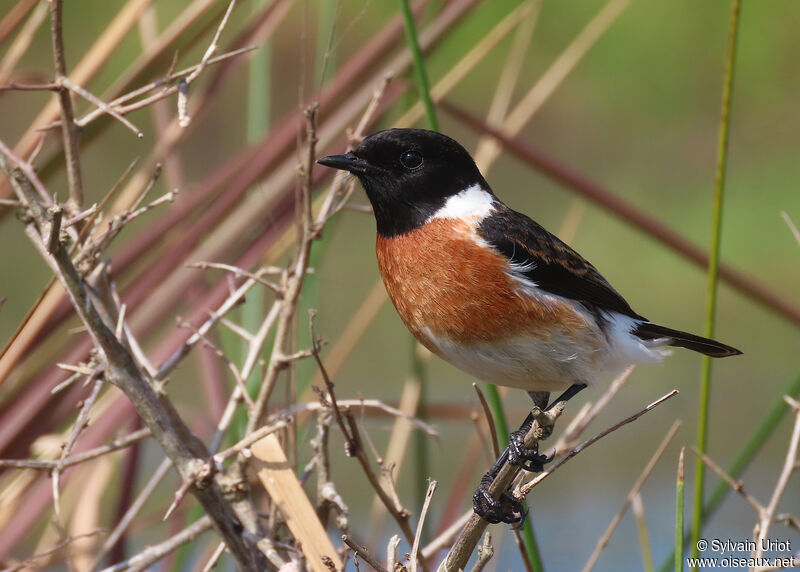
[399,0,439,131]
[659,372,800,572]
[690,0,741,565]
[485,383,544,572]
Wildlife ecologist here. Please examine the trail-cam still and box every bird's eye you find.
[399,150,423,170]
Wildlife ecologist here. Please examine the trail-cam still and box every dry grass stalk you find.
[581,421,681,571]
[251,433,343,572]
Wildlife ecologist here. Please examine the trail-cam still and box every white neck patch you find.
[429,184,495,222]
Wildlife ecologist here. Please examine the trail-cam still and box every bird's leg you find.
[508,385,585,471]
[473,383,586,524]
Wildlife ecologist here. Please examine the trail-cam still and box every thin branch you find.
[753,397,800,560]
[4,529,105,572]
[46,46,259,132]
[91,457,172,570]
[188,261,283,295]
[213,419,289,464]
[49,0,83,212]
[185,0,237,84]
[247,103,319,429]
[200,542,227,572]
[442,390,679,571]
[310,321,420,561]
[582,421,681,572]
[471,532,494,572]
[342,534,389,572]
[59,77,143,137]
[553,366,633,453]
[473,382,499,458]
[156,275,269,381]
[0,136,51,205]
[518,390,680,496]
[0,428,151,470]
[101,516,213,572]
[52,372,104,520]
[690,447,763,514]
[0,147,261,570]
[410,480,437,572]
[0,81,59,91]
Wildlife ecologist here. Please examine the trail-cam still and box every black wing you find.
[478,203,645,320]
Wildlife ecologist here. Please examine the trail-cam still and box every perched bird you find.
[317,128,741,523]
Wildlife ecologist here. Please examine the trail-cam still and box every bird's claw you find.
[507,428,553,472]
[472,475,527,526]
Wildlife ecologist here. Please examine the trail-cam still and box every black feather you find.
[633,323,742,357]
[478,204,645,320]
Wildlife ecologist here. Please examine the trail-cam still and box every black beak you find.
[316,152,370,174]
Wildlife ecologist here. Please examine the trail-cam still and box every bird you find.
[317,128,741,523]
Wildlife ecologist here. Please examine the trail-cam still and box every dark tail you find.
[633,323,742,358]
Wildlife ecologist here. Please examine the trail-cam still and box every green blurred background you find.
[1,0,798,570]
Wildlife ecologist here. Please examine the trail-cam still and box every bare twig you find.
[387,534,403,572]
[213,419,289,464]
[0,428,151,470]
[518,390,680,496]
[410,480,437,572]
[691,447,763,514]
[248,103,319,429]
[4,528,105,572]
[101,516,213,572]
[472,383,499,458]
[421,511,472,560]
[59,77,143,137]
[342,534,390,572]
[471,532,494,572]
[582,421,681,571]
[72,46,257,129]
[310,316,421,562]
[0,136,51,205]
[442,389,679,571]
[188,262,283,295]
[185,0,237,85]
[47,204,63,253]
[52,372,104,520]
[553,366,633,453]
[753,396,800,560]
[0,145,261,570]
[91,457,172,570]
[200,542,227,572]
[49,0,83,212]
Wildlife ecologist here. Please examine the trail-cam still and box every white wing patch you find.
[429,184,496,221]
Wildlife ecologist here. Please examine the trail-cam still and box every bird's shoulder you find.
[477,202,644,320]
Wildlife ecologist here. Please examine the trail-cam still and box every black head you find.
[317,128,490,237]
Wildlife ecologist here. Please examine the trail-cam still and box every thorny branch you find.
[311,316,425,569]
[49,0,83,213]
[0,145,262,570]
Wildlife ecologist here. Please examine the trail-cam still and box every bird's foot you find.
[507,428,553,472]
[472,472,527,526]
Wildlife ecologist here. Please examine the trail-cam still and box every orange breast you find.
[375,219,590,351]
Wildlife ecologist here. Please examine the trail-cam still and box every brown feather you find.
[375,219,592,352]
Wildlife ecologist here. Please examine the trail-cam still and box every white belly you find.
[426,312,666,392]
